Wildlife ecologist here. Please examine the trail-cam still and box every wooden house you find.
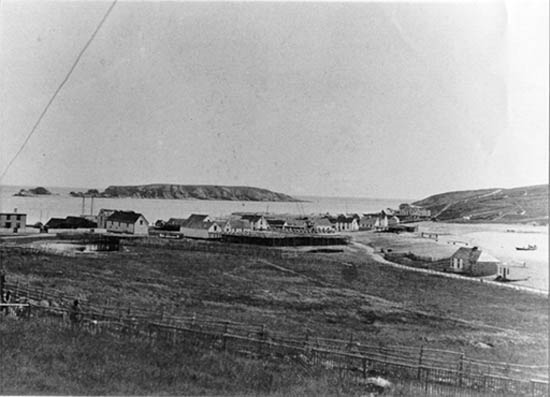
[0,211,26,233]
[310,217,335,233]
[266,219,287,230]
[332,215,359,232]
[448,247,499,276]
[223,219,252,234]
[241,215,269,231]
[180,217,222,239]
[106,211,149,235]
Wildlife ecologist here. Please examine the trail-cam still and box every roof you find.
[241,214,264,222]
[182,220,219,230]
[185,214,210,224]
[181,214,211,229]
[225,219,252,229]
[107,211,146,224]
[267,219,286,226]
[166,218,188,226]
[311,218,333,227]
[451,247,500,263]
[0,212,26,216]
[336,215,356,223]
[360,216,378,225]
[45,216,97,229]
[285,219,308,228]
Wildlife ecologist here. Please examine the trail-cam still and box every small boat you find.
[516,244,537,251]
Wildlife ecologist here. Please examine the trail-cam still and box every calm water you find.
[0,185,408,224]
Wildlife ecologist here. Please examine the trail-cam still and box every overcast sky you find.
[1,1,547,199]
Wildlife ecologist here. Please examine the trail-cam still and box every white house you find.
[223,219,252,234]
[333,215,359,232]
[0,211,26,233]
[310,217,335,233]
[106,211,149,235]
[240,215,269,231]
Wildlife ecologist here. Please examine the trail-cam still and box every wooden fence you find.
[2,280,548,396]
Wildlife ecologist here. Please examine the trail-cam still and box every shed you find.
[448,247,499,276]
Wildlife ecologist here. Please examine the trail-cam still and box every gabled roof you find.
[311,218,333,227]
[185,214,210,224]
[182,220,219,230]
[241,214,265,222]
[225,219,252,229]
[107,211,146,224]
[166,218,188,226]
[181,214,211,229]
[336,214,356,223]
[455,248,499,263]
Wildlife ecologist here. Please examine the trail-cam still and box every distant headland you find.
[69,184,302,202]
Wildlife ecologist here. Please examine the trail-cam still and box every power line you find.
[0,0,118,182]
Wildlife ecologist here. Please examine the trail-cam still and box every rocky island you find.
[13,186,52,197]
[71,184,302,202]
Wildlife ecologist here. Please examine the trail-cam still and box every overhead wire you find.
[0,0,118,182]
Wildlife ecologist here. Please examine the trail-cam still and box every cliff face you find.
[100,184,301,202]
[413,184,548,223]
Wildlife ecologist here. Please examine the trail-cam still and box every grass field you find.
[1,236,548,394]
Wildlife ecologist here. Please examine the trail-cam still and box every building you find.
[266,219,287,230]
[180,215,222,239]
[310,217,335,233]
[97,209,116,229]
[448,247,499,276]
[359,215,378,230]
[223,219,252,234]
[0,211,27,233]
[332,215,359,232]
[398,204,431,218]
[284,219,309,233]
[240,215,269,231]
[105,211,149,235]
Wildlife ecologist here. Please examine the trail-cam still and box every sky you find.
[1,0,548,199]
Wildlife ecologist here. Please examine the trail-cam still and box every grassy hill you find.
[1,239,547,394]
[413,184,548,223]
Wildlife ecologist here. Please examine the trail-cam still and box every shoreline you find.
[351,240,548,295]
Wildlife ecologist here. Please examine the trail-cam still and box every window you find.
[139,220,143,225]
[459,259,464,269]
[16,215,22,221]
[5,222,11,228]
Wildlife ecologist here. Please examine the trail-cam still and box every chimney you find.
[13,208,17,213]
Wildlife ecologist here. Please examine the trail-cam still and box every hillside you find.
[413,184,549,223]
[97,184,301,202]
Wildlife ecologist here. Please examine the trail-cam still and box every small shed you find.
[448,247,499,276]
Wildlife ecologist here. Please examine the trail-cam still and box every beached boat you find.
[516,244,537,251]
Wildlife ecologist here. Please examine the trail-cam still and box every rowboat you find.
[516,244,537,251]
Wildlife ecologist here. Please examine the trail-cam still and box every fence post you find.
[223,322,229,351]
[458,353,465,387]
[14,280,19,298]
[417,345,424,379]
[362,357,367,379]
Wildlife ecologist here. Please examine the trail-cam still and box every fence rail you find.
[2,280,548,396]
